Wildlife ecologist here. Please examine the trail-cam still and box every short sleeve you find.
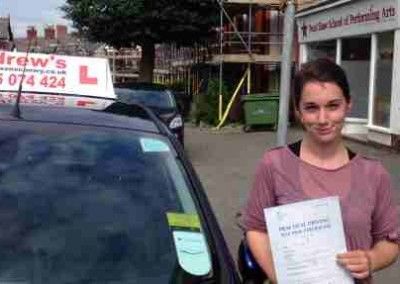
[371,164,400,245]
[242,155,276,232]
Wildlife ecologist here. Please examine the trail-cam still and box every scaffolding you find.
[214,0,321,127]
[100,47,141,83]
[215,0,285,124]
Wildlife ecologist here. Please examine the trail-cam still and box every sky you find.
[1,0,72,38]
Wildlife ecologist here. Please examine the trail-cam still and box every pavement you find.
[185,123,400,283]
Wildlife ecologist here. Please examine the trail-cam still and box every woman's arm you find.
[246,230,277,283]
[369,240,399,272]
[337,240,399,279]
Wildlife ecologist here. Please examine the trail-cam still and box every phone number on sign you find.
[0,73,66,89]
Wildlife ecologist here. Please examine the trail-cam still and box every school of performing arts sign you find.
[297,0,400,43]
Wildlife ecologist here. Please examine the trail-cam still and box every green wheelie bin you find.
[242,93,279,132]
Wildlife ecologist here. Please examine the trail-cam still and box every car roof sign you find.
[0,51,115,101]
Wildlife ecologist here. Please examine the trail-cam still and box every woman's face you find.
[297,81,351,144]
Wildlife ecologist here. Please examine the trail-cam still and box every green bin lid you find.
[242,93,279,101]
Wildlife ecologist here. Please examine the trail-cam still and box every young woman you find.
[243,59,399,283]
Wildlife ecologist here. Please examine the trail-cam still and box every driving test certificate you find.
[265,196,354,284]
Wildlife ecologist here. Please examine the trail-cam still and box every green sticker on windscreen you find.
[167,213,201,229]
[140,138,170,152]
[173,231,211,276]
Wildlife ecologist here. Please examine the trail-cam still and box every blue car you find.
[0,101,239,283]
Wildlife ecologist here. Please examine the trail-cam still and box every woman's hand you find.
[337,250,372,279]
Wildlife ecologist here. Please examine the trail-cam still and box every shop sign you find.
[297,0,399,43]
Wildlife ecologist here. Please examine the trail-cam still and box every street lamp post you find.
[277,0,295,147]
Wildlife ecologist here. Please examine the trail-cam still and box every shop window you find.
[308,40,336,61]
[373,32,394,128]
[341,37,371,119]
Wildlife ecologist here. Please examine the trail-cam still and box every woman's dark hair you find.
[293,58,350,109]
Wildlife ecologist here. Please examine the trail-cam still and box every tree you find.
[62,0,218,82]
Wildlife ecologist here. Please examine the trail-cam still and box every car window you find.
[115,88,176,109]
[0,124,212,283]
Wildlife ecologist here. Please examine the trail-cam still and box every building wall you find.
[0,41,11,50]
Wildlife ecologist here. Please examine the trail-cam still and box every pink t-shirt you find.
[243,146,399,282]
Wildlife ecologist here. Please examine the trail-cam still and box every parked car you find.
[0,101,239,283]
[114,83,184,145]
[172,90,193,119]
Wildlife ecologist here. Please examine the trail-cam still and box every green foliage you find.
[62,0,218,48]
[194,79,231,126]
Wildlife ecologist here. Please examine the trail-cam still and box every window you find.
[308,40,336,61]
[341,36,371,119]
[373,32,394,128]
[115,88,176,109]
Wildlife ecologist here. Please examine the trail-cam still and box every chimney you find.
[27,26,37,41]
[56,25,67,40]
[44,25,55,40]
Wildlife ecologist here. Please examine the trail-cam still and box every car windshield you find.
[0,123,212,283]
[115,88,176,109]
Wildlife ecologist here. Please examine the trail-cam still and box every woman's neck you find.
[300,136,349,169]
